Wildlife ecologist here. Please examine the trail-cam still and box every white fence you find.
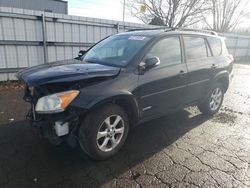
[0,7,154,81]
[0,7,249,81]
[222,33,250,61]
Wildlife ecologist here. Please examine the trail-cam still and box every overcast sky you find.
[67,0,250,29]
[68,0,142,23]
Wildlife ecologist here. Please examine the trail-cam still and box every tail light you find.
[228,54,234,62]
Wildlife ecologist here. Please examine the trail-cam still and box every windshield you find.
[83,35,150,67]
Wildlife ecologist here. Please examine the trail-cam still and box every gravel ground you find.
[0,64,249,188]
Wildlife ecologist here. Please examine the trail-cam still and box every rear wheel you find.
[79,104,129,160]
[198,83,224,115]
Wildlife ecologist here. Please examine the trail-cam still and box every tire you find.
[198,83,224,115]
[79,104,129,160]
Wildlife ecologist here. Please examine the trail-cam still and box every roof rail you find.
[127,27,218,36]
[175,28,218,35]
[127,27,166,32]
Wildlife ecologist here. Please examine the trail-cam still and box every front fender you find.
[70,90,140,123]
[87,91,137,108]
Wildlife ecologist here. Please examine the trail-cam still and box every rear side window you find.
[184,36,207,60]
[147,37,182,67]
[207,37,222,56]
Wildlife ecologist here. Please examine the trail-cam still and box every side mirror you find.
[140,56,160,70]
[78,50,87,58]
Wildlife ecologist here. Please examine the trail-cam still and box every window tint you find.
[147,37,181,67]
[207,37,222,56]
[184,36,207,60]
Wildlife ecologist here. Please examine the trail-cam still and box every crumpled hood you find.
[17,59,120,86]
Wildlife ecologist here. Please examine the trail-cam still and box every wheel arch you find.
[213,71,229,92]
[86,92,140,126]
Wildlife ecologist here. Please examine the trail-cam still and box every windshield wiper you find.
[84,58,101,64]
[84,58,122,68]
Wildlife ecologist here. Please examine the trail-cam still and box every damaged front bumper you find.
[22,83,85,146]
[26,102,81,146]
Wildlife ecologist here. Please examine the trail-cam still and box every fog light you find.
[54,121,69,136]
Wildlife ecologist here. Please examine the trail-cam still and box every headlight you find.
[35,90,79,114]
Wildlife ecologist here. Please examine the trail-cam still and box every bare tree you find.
[203,0,249,32]
[127,0,209,27]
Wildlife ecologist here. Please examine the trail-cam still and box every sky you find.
[67,0,250,30]
[68,0,143,23]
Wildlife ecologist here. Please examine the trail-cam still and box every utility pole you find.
[123,0,125,29]
[41,14,48,64]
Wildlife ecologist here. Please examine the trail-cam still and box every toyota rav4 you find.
[17,28,234,160]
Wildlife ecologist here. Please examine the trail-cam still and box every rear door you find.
[207,36,228,76]
[138,36,188,119]
[183,35,215,104]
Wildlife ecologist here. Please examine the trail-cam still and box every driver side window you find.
[148,36,182,68]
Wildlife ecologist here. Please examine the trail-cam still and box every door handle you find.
[179,70,185,77]
[211,64,217,69]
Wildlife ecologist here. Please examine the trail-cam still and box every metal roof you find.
[0,0,68,14]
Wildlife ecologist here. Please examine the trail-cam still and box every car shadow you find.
[0,108,209,187]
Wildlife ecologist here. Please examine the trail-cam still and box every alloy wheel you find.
[209,88,223,111]
[96,115,125,152]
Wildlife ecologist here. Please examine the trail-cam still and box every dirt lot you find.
[0,64,249,188]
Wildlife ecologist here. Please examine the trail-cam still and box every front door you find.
[138,36,188,120]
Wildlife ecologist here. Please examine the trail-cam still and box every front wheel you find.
[198,83,224,115]
[79,104,129,160]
